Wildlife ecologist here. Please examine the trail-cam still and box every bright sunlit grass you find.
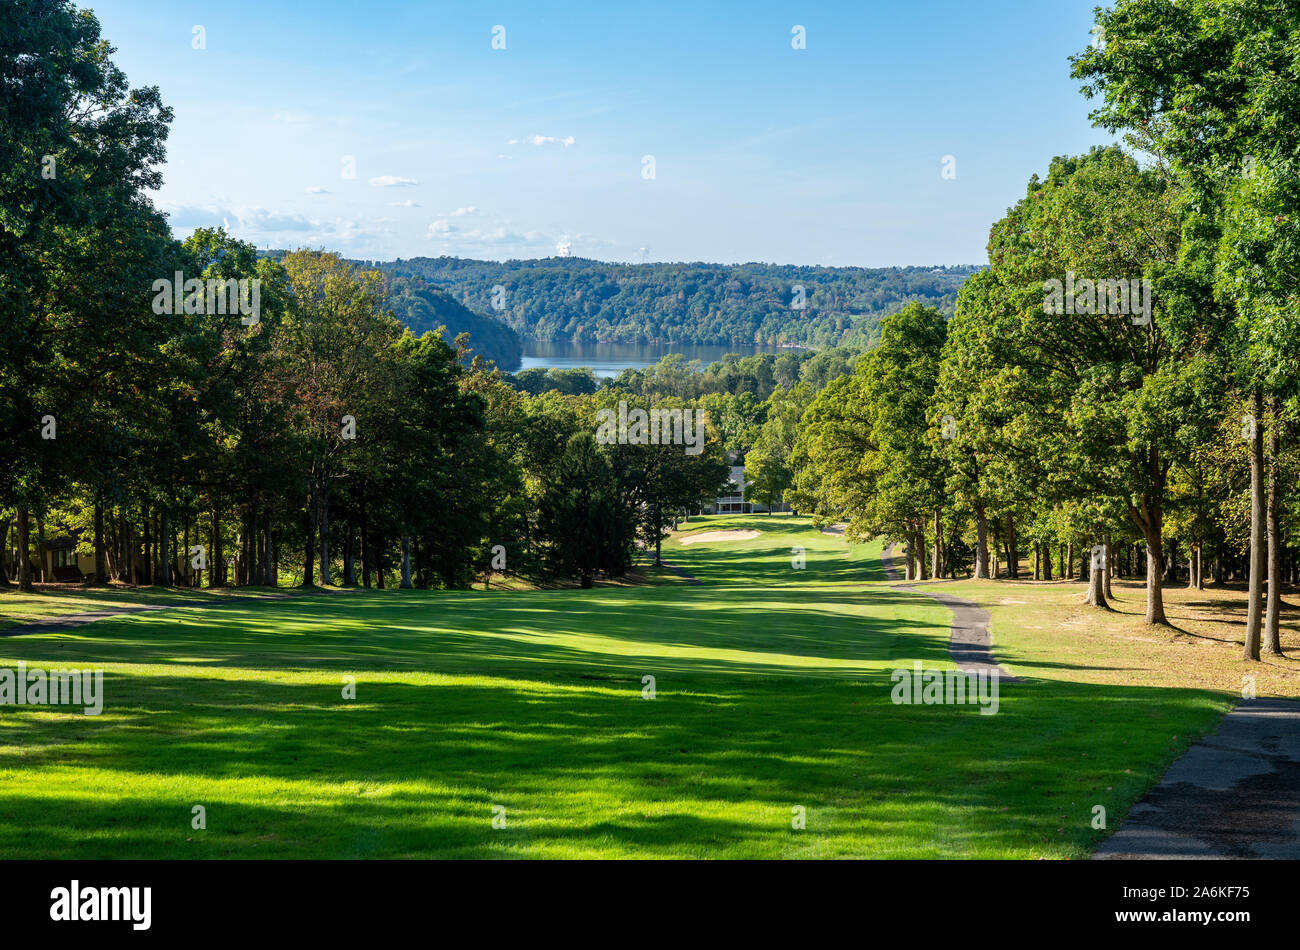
[0,515,1233,858]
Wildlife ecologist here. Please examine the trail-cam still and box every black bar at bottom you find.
[0,858,1285,937]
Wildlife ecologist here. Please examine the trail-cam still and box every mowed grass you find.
[920,576,1300,697]
[0,585,295,632]
[0,515,1230,858]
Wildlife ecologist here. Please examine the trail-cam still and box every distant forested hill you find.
[377,257,981,349]
[262,251,524,369]
[384,276,522,369]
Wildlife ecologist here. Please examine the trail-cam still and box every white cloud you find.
[425,219,550,248]
[509,135,576,147]
[305,186,329,195]
[160,201,388,249]
[369,175,419,187]
[161,202,311,233]
[239,208,317,232]
[387,199,421,207]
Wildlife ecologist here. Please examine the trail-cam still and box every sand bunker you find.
[819,524,848,536]
[678,529,762,545]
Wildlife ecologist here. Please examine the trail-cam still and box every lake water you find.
[514,340,793,378]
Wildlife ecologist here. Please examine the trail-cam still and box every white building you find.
[704,465,788,515]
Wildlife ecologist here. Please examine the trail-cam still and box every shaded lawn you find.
[0,515,1231,858]
[0,584,298,632]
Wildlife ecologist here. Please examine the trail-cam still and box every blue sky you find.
[90,0,1115,266]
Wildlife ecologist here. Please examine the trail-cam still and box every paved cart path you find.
[1093,697,1300,859]
[882,543,1019,682]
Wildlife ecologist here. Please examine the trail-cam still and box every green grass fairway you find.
[0,515,1229,858]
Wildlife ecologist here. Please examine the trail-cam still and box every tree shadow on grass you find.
[0,586,954,678]
[0,668,1230,858]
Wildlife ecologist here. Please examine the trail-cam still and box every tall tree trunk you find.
[318,486,331,586]
[264,511,273,587]
[360,508,371,589]
[123,515,133,584]
[1122,457,1170,626]
[1042,541,1052,581]
[1141,529,1166,624]
[245,509,255,584]
[1103,536,1113,600]
[914,524,927,580]
[17,508,33,592]
[400,532,413,589]
[269,525,278,588]
[302,487,316,588]
[144,507,154,585]
[903,537,914,581]
[1265,401,1283,655]
[113,517,123,582]
[249,513,259,586]
[1086,542,1108,608]
[36,518,46,581]
[206,509,214,587]
[344,527,357,586]
[236,511,248,586]
[0,516,10,587]
[973,506,989,579]
[93,498,107,584]
[1005,513,1019,579]
[249,507,260,586]
[159,508,172,585]
[1245,390,1265,660]
[932,508,942,579]
[655,505,663,566]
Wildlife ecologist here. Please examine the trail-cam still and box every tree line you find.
[790,0,1300,662]
[1,0,732,595]
[379,255,977,349]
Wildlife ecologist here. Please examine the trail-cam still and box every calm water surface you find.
[514,340,794,378]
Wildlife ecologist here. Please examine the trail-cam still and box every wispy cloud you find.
[425,218,548,248]
[369,175,419,187]
[507,135,576,147]
[160,201,388,249]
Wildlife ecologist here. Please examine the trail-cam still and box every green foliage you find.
[510,366,599,396]
[790,303,950,551]
[378,256,977,348]
[383,275,522,370]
